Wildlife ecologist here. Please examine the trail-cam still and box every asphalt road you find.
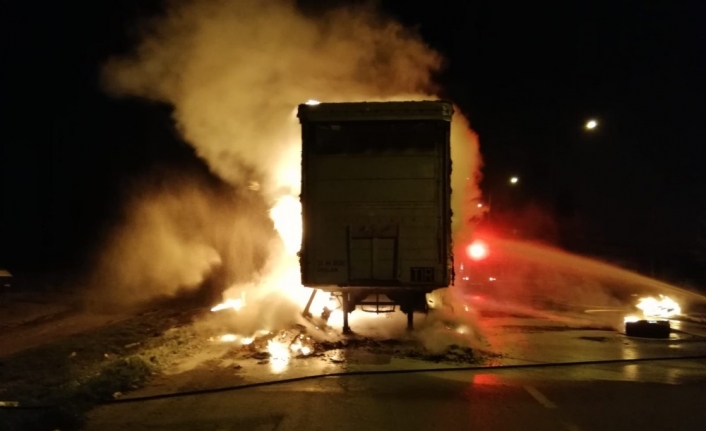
[86,358,706,431]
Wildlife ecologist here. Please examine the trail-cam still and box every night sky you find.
[2,1,705,283]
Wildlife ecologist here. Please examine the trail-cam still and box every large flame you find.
[270,195,303,256]
[212,191,342,319]
[636,295,681,318]
[209,173,331,359]
[205,96,481,360]
[624,295,681,323]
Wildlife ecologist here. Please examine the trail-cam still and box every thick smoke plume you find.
[86,173,274,309]
[105,0,440,194]
[104,0,481,210]
[98,0,483,330]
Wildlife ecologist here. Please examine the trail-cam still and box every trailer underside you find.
[302,287,434,333]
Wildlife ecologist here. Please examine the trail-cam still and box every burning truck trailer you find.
[296,101,454,333]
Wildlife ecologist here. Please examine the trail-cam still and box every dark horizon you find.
[2,0,705,285]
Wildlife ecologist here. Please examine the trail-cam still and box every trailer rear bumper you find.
[302,286,445,333]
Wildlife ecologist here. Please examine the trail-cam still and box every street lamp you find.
[585,119,598,130]
[509,176,519,185]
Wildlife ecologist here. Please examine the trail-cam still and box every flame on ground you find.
[290,333,315,357]
[267,339,290,373]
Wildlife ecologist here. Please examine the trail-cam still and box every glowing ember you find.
[211,297,245,312]
[636,295,681,318]
[288,334,314,357]
[219,334,238,342]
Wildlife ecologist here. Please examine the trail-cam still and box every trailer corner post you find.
[302,289,318,318]
[342,293,352,334]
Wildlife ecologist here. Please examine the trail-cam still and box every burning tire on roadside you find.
[624,319,670,339]
[622,295,681,339]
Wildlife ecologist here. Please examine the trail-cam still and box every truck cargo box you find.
[297,101,454,292]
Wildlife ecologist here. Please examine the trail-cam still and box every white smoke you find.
[97,0,483,340]
[103,0,454,197]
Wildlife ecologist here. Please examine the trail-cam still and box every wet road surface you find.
[83,300,706,431]
[86,357,706,431]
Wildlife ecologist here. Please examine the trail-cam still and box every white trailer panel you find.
[297,101,453,291]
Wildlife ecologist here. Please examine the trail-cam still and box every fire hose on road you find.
[3,354,706,410]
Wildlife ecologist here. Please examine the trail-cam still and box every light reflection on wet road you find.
[85,358,706,431]
[85,306,706,431]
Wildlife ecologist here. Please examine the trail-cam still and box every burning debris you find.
[623,295,682,339]
[286,329,316,357]
[208,326,317,372]
[209,324,481,371]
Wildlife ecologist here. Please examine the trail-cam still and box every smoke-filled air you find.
[91,0,482,342]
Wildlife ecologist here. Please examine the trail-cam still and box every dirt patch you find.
[0,307,206,430]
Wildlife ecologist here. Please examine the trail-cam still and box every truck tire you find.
[625,320,670,339]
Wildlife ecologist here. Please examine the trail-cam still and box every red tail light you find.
[467,240,489,261]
